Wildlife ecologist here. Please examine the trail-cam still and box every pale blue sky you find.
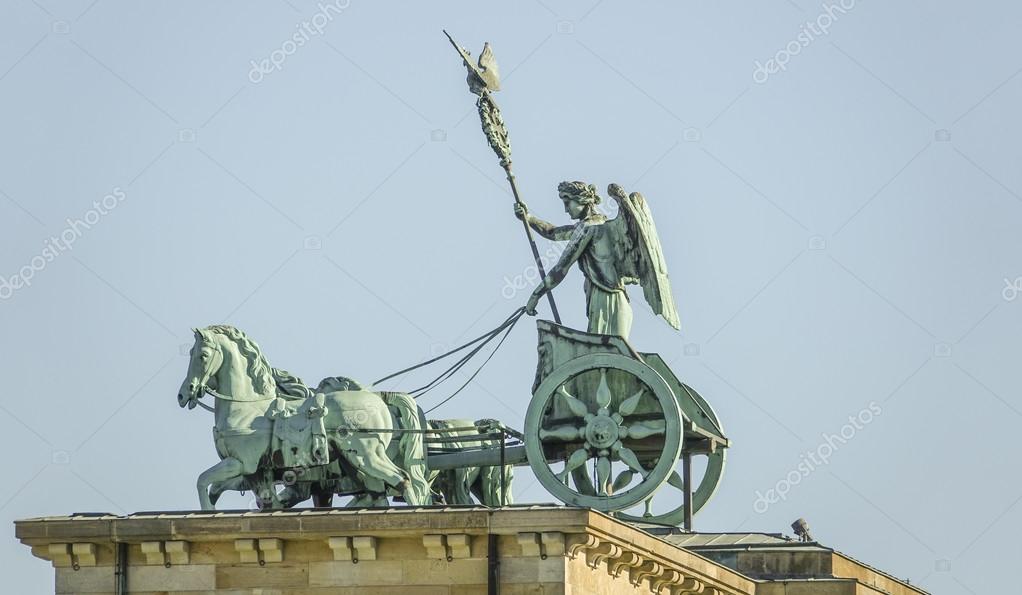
[3,1,1021,592]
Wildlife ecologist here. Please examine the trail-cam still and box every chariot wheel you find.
[524,353,683,512]
[616,382,726,526]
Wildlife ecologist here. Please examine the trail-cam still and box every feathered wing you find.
[608,185,680,330]
[477,42,501,91]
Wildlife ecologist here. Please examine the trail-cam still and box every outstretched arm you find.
[526,225,594,315]
[514,203,574,240]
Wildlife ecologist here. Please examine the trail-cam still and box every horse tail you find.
[382,392,431,506]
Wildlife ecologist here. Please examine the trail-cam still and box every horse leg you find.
[348,492,384,507]
[312,486,334,508]
[197,458,244,510]
[209,476,249,507]
[278,483,311,508]
[341,439,419,505]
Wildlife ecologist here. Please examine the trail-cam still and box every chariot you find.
[180,315,726,528]
[428,319,728,528]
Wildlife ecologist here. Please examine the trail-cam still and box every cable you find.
[424,313,521,414]
[371,308,526,396]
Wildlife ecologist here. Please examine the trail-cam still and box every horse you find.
[427,419,514,506]
[205,416,516,510]
[177,325,430,510]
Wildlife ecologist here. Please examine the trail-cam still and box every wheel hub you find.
[585,414,620,449]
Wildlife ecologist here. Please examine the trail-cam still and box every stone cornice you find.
[16,506,757,594]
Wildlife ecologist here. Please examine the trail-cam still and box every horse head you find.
[178,328,224,409]
[178,325,278,409]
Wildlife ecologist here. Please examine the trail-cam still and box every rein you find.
[202,385,276,402]
[190,307,526,415]
[194,385,276,413]
[372,307,527,414]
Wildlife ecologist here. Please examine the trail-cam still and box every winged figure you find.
[444,30,500,95]
[514,182,680,339]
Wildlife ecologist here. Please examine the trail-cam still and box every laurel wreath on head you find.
[558,180,601,205]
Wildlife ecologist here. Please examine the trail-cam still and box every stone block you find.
[215,563,309,589]
[165,540,190,565]
[517,532,541,557]
[140,541,164,565]
[55,567,113,594]
[128,564,215,591]
[401,558,487,585]
[308,559,404,587]
[234,538,259,564]
[423,534,447,559]
[47,543,73,568]
[448,534,472,559]
[260,538,284,563]
[72,543,98,567]
[328,536,353,561]
[540,532,564,557]
[353,535,378,561]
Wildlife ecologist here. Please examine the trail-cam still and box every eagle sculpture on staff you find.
[449,36,500,95]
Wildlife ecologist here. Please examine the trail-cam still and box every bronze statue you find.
[515,182,680,338]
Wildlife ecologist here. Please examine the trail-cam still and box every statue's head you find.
[558,181,600,220]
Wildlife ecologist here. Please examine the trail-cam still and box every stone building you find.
[16,506,926,594]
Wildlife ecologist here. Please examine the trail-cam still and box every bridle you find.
[189,336,275,413]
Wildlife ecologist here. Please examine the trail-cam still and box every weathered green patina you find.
[177,325,513,510]
[516,182,681,338]
[171,35,727,528]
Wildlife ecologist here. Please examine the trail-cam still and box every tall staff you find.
[444,31,561,324]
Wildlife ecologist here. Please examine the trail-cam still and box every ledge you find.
[16,505,758,594]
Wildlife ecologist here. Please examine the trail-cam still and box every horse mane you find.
[273,368,313,400]
[202,325,276,396]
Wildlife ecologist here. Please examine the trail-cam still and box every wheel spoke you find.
[618,388,645,416]
[613,444,648,478]
[557,385,589,418]
[539,423,584,441]
[596,456,611,495]
[556,448,590,483]
[595,369,612,411]
[611,469,633,494]
[624,420,666,439]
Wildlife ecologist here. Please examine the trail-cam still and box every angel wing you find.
[607,183,680,330]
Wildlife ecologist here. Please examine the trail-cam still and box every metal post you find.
[487,531,500,595]
[505,169,561,324]
[682,451,693,531]
[499,431,507,507]
[114,541,127,595]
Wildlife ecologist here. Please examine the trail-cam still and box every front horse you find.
[177,325,430,510]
